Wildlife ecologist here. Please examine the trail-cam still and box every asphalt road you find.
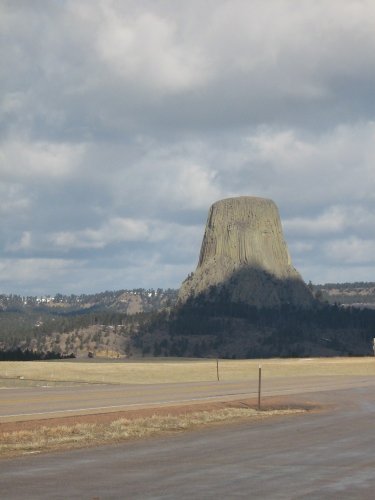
[2,381,375,499]
[1,375,375,422]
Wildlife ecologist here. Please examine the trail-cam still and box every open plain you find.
[1,357,375,498]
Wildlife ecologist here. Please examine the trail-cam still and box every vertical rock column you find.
[178,196,313,308]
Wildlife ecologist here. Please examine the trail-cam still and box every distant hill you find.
[0,288,178,358]
[0,288,178,314]
[2,284,375,360]
[312,282,375,308]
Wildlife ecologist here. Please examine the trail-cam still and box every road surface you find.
[1,375,375,422]
[1,376,375,498]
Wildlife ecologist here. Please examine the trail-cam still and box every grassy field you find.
[0,407,305,458]
[1,357,375,385]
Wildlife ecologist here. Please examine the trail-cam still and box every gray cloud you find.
[1,0,375,294]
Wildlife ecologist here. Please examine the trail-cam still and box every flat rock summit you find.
[179,196,313,308]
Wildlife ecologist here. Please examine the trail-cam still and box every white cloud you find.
[0,258,78,287]
[0,139,86,181]
[0,184,31,215]
[48,217,203,255]
[157,163,221,210]
[284,205,375,241]
[50,218,150,250]
[1,1,375,293]
[239,122,375,211]
[6,232,32,252]
[324,238,375,265]
[95,9,209,93]
[289,241,314,254]
[284,208,346,236]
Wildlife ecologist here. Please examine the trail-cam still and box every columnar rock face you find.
[178,196,313,308]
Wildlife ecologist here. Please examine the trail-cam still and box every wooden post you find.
[258,364,262,411]
[216,358,220,381]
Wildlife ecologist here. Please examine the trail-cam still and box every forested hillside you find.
[0,289,177,358]
[134,299,375,359]
[2,283,375,360]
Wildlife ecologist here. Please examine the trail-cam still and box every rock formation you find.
[178,196,313,308]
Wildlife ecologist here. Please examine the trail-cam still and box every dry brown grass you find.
[0,407,305,458]
[1,357,375,386]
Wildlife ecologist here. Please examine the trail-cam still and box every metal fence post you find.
[258,364,262,411]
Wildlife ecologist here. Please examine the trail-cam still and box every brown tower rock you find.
[179,196,313,308]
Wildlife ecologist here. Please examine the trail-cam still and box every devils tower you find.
[179,196,313,308]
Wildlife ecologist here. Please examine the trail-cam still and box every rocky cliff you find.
[179,196,313,308]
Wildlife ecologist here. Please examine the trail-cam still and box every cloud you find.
[0,184,31,216]
[1,1,375,294]
[237,123,375,212]
[284,205,375,239]
[5,232,32,252]
[324,238,375,265]
[0,139,86,181]
[95,8,209,93]
[49,218,150,250]
[3,0,375,141]
[0,258,81,295]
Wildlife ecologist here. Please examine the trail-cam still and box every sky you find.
[1,0,375,296]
